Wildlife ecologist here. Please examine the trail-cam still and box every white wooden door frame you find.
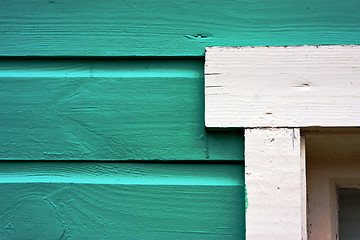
[304,128,360,240]
[204,45,360,240]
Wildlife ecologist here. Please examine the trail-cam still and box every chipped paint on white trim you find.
[205,45,360,128]
[245,128,303,240]
[206,45,359,239]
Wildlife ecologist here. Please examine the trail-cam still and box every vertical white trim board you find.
[300,136,307,240]
[205,45,360,239]
[245,128,303,240]
[205,45,360,128]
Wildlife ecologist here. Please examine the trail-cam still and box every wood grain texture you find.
[245,128,302,240]
[0,0,359,56]
[0,58,243,160]
[0,162,245,239]
[205,45,360,128]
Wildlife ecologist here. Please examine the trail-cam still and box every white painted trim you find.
[300,137,307,240]
[205,45,360,239]
[245,128,303,240]
[205,45,360,128]
[304,130,360,240]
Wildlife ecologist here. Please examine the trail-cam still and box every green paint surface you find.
[0,162,245,240]
[2,0,356,237]
[0,0,359,56]
[0,58,243,160]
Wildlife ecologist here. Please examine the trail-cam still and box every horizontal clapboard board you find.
[0,0,359,56]
[205,45,360,128]
[0,58,243,160]
[0,162,245,239]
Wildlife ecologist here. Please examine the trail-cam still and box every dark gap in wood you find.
[0,160,243,165]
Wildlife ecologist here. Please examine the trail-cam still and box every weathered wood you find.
[205,45,360,128]
[245,128,303,240]
[0,58,243,160]
[0,0,359,56]
[0,162,245,239]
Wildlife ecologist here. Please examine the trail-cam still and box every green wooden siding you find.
[1,0,358,239]
[0,162,245,239]
[0,58,243,161]
[0,0,359,56]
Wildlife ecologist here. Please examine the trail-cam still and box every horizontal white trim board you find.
[205,45,360,128]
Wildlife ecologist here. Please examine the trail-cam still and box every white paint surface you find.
[300,137,307,240]
[245,128,303,240]
[205,45,360,128]
[206,45,359,239]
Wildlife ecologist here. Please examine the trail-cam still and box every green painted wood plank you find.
[0,0,359,56]
[0,58,243,160]
[0,162,245,240]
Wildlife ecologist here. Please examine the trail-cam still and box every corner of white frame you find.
[205,45,360,240]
